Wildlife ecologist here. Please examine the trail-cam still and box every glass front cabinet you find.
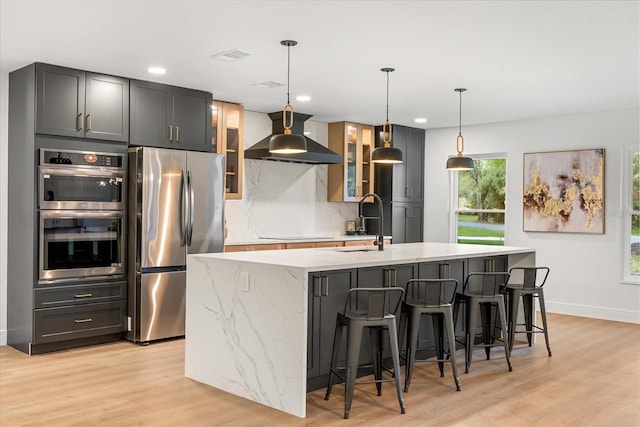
[327,122,374,202]
[212,101,244,199]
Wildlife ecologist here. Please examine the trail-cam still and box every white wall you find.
[425,109,640,323]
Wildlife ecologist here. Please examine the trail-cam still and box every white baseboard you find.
[546,301,640,324]
[0,329,6,346]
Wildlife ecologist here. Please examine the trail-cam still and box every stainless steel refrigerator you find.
[127,147,225,343]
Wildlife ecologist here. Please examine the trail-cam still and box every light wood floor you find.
[1,313,639,426]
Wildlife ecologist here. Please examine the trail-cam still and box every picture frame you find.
[523,149,605,234]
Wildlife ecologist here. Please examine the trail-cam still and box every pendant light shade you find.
[446,88,474,170]
[371,68,403,164]
[269,40,307,154]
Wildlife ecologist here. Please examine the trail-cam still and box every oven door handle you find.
[181,170,189,247]
[187,169,194,246]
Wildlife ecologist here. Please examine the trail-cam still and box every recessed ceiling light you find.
[148,66,166,75]
[251,81,284,88]
[414,118,428,124]
[210,49,250,62]
[296,95,311,102]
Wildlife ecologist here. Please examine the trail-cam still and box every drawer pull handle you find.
[74,318,93,323]
[74,293,93,298]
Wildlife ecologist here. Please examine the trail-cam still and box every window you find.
[624,148,640,283]
[450,155,507,246]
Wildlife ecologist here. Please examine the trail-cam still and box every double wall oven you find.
[38,148,125,284]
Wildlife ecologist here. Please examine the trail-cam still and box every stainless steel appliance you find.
[38,149,126,284]
[127,147,225,343]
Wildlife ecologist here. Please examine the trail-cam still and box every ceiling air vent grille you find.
[210,49,250,62]
[251,81,284,88]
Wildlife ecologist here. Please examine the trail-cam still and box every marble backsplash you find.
[224,111,358,241]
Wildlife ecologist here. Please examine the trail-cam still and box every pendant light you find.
[446,88,474,170]
[269,40,307,154]
[371,67,403,164]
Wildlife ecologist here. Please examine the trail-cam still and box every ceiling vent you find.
[210,49,250,62]
[251,81,284,88]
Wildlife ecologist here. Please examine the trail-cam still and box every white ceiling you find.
[1,1,638,130]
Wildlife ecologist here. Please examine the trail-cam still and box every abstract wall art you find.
[523,149,605,233]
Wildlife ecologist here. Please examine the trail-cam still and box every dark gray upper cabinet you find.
[130,80,213,152]
[35,63,129,142]
[377,124,424,203]
[372,124,425,243]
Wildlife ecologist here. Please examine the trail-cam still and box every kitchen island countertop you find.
[185,242,535,418]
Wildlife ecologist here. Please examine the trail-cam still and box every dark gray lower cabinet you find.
[391,202,423,243]
[305,257,507,390]
[307,269,356,390]
[31,280,127,350]
[34,301,126,344]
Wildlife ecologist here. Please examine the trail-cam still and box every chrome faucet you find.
[359,193,384,251]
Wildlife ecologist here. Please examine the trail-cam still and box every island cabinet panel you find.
[468,255,508,273]
[415,260,467,351]
[356,263,418,363]
[307,269,356,389]
[130,80,212,152]
[35,63,129,142]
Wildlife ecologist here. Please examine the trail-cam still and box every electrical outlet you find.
[240,272,250,292]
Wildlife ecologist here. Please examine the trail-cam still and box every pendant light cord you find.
[286,44,291,105]
[458,89,462,134]
[385,70,390,122]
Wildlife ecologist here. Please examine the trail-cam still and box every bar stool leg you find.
[344,323,363,419]
[465,301,480,374]
[325,318,345,400]
[480,302,493,360]
[523,294,534,346]
[496,298,512,372]
[537,289,552,356]
[370,327,383,397]
[404,308,420,393]
[508,289,521,353]
[433,314,445,377]
[386,320,406,415]
[443,308,461,391]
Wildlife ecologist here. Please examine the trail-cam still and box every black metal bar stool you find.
[400,279,461,393]
[505,267,552,356]
[453,272,512,374]
[324,287,406,419]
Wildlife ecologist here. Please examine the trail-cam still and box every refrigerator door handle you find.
[181,169,189,246]
[187,169,195,245]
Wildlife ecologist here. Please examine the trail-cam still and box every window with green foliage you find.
[455,157,506,245]
[627,150,640,280]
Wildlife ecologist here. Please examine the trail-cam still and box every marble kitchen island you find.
[185,242,535,418]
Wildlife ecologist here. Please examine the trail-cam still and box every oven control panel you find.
[40,149,124,169]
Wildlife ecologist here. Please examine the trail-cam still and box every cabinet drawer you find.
[34,281,126,308]
[34,301,126,344]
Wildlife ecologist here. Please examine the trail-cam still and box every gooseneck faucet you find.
[359,193,384,251]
